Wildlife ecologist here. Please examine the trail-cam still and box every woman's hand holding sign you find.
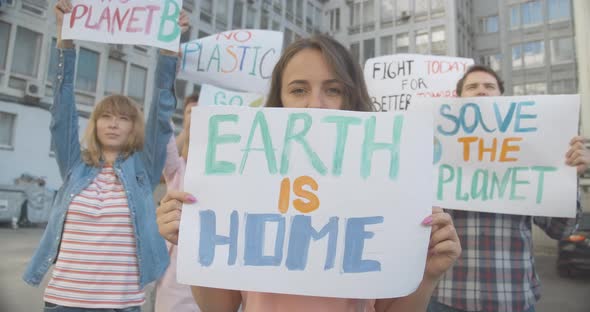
[156,190,196,245]
[421,207,461,281]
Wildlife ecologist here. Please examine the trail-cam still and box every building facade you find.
[0,0,582,190]
[323,0,473,64]
[324,0,576,96]
[0,0,323,189]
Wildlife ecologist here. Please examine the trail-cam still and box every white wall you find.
[0,101,89,189]
[574,0,590,137]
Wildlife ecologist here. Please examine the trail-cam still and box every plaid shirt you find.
[432,201,582,312]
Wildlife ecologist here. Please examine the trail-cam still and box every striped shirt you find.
[432,203,581,312]
[44,166,144,309]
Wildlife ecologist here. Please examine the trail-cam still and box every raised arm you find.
[51,0,80,178]
[141,51,178,189]
[141,12,190,189]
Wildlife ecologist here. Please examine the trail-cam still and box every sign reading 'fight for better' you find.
[364,54,474,112]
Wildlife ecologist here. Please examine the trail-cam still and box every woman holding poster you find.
[156,35,461,312]
[22,1,188,311]
[154,94,201,312]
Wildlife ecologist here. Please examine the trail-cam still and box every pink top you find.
[154,136,200,312]
[156,135,376,312]
[241,292,375,312]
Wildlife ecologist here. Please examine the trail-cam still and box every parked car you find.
[557,212,590,277]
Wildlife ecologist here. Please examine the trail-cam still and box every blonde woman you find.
[23,1,188,311]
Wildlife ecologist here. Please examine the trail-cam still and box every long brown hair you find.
[180,93,199,158]
[265,35,374,112]
[82,95,145,166]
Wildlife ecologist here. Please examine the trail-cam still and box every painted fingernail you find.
[422,216,433,225]
[186,195,197,203]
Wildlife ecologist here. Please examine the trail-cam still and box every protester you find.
[23,1,188,311]
[428,65,589,312]
[154,94,201,312]
[156,34,462,312]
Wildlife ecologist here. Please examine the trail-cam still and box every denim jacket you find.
[23,48,176,288]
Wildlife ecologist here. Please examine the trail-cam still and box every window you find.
[431,27,446,55]
[381,36,393,55]
[0,112,16,149]
[128,65,147,105]
[306,2,314,30]
[215,0,228,28]
[396,33,409,53]
[12,27,42,77]
[362,0,375,29]
[414,0,428,20]
[330,8,341,32]
[21,0,47,16]
[232,1,243,28]
[552,79,576,94]
[314,7,322,32]
[551,37,574,63]
[46,38,58,81]
[261,9,269,29]
[521,1,542,27]
[512,45,523,69]
[549,0,570,21]
[0,21,9,71]
[284,28,293,49]
[201,0,212,14]
[479,16,499,33]
[350,42,360,64]
[351,1,361,27]
[286,0,294,21]
[523,41,544,67]
[272,20,280,31]
[180,29,191,43]
[182,0,195,13]
[296,0,304,26]
[396,0,410,24]
[431,0,445,18]
[200,0,213,24]
[510,5,520,29]
[525,82,547,94]
[273,0,282,14]
[246,5,257,28]
[105,58,125,95]
[380,0,394,26]
[513,84,525,95]
[2,0,15,7]
[198,31,210,39]
[76,48,99,93]
[481,54,503,72]
[415,30,429,54]
[363,39,375,63]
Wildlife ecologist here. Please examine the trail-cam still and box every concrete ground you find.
[1,226,588,312]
